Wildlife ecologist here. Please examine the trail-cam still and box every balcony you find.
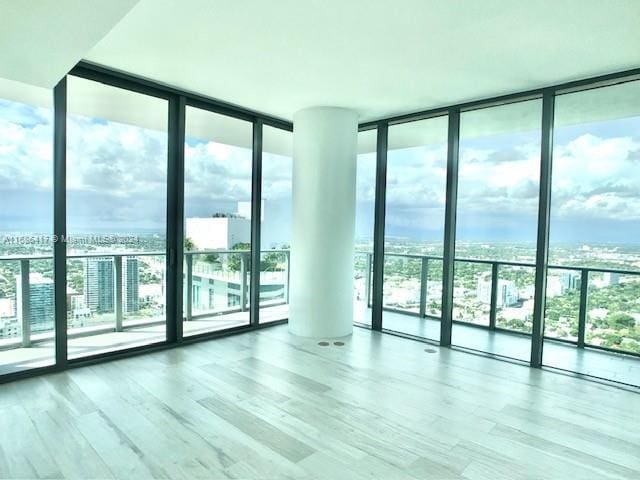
[2,247,639,386]
[0,249,290,375]
[353,251,640,386]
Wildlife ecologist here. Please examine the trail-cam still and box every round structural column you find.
[289,107,358,338]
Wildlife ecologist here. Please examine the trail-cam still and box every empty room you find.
[0,1,639,479]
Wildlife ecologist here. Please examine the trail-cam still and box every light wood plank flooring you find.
[0,324,638,479]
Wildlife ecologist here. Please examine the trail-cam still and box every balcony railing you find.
[355,251,640,355]
[0,249,290,351]
[184,249,290,321]
[3,248,638,356]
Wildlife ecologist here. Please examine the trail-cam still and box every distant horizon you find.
[2,96,640,253]
[4,227,640,247]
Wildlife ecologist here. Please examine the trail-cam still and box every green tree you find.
[608,312,635,329]
[204,253,220,264]
[261,251,282,272]
[228,243,251,272]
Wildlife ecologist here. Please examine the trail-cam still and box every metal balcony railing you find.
[184,249,290,321]
[354,251,640,354]
[0,249,291,351]
[3,248,638,356]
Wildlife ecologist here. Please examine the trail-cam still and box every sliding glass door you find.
[383,116,448,341]
[545,80,640,386]
[66,76,168,359]
[452,99,542,361]
[183,106,253,336]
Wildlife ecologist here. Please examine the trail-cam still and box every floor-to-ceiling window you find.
[260,126,292,323]
[383,116,448,340]
[183,106,253,335]
[353,129,377,326]
[66,76,168,359]
[0,79,55,374]
[544,80,640,386]
[452,100,542,361]
[2,61,639,389]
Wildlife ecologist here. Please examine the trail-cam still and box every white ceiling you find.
[0,0,139,88]
[80,0,640,122]
[1,0,639,136]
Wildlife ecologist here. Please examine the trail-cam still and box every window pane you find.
[545,80,640,386]
[260,126,292,323]
[66,76,168,359]
[0,79,55,375]
[383,116,448,341]
[183,107,252,335]
[453,100,542,362]
[354,129,376,326]
[549,81,640,271]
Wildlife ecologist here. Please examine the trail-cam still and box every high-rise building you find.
[84,258,115,314]
[190,269,285,312]
[603,272,621,286]
[15,272,54,332]
[185,215,251,250]
[184,201,264,250]
[477,275,519,307]
[560,272,580,292]
[497,280,519,308]
[123,257,139,313]
[84,257,140,315]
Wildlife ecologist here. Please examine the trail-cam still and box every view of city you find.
[0,83,295,354]
[1,72,639,384]
[3,235,639,354]
[0,228,291,344]
[356,241,640,353]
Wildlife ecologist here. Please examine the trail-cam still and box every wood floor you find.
[0,324,639,479]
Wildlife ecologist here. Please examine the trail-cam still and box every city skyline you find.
[1,98,640,246]
[1,82,639,385]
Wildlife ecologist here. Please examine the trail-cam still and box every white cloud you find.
[551,133,640,221]
[0,117,53,190]
[184,138,252,204]
[384,144,447,233]
[2,97,640,237]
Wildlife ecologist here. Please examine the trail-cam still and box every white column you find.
[289,107,358,338]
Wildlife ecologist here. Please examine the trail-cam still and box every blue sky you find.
[184,134,293,248]
[377,115,640,245]
[1,98,640,246]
